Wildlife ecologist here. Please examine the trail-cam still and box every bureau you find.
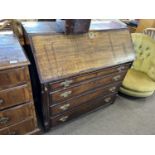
[22,20,135,131]
[0,32,40,135]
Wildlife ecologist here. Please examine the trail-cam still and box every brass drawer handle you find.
[104,97,111,103]
[59,116,69,122]
[113,75,121,81]
[117,66,125,72]
[60,91,72,98]
[109,86,116,92]
[60,104,70,111]
[0,116,9,124]
[60,80,73,87]
[0,99,4,105]
[89,32,96,39]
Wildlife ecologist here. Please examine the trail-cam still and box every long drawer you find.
[49,63,131,91]
[0,118,36,135]
[50,71,126,104]
[0,67,29,90]
[50,83,120,116]
[0,84,32,110]
[50,94,116,127]
[0,102,34,129]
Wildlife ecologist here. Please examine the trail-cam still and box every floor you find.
[46,93,155,135]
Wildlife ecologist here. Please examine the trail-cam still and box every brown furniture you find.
[136,19,155,32]
[0,32,40,135]
[65,19,91,34]
[22,20,135,131]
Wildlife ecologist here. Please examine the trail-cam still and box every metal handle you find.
[89,32,96,39]
[60,104,70,111]
[117,66,125,72]
[113,75,121,81]
[59,116,69,122]
[0,116,9,124]
[60,91,72,98]
[60,80,73,87]
[104,97,111,103]
[0,99,4,105]
[109,86,116,92]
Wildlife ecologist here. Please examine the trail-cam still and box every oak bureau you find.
[22,20,135,131]
[0,32,40,134]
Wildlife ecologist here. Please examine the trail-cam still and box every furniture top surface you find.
[22,21,64,34]
[0,32,29,70]
[22,19,127,35]
[90,19,127,30]
[30,28,135,83]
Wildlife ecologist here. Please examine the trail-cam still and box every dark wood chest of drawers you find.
[22,20,135,131]
[0,32,40,134]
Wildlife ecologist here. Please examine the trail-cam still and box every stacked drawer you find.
[0,66,39,135]
[49,63,131,127]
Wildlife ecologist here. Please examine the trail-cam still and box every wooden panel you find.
[50,94,116,127]
[50,63,131,91]
[0,127,9,135]
[50,71,126,103]
[0,118,36,135]
[65,19,91,34]
[0,67,29,90]
[30,29,135,82]
[9,118,35,135]
[0,102,34,129]
[0,33,40,134]
[50,83,121,116]
[136,19,155,33]
[0,84,32,110]
[0,34,29,70]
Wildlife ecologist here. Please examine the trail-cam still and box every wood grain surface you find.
[0,102,34,129]
[0,34,29,70]
[50,93,116,127]
[0,118,36,135]
[22,21,135,130]
[49,63,131,91]
[0,83,32,110]
[0,33,40,134]
[30,29,135,83]
[50,71,126,104]
[0,67,29,90]
[50,83,120,116]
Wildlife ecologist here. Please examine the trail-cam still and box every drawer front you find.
[0,127,9,135]
[0,102,34,129]
[0,67,29,90]
[50,94,116,127]
[50,72,126,104]
[49,63,131,91]
[0,118,36,135]
[50,83,120,116]
[0,84,32,110]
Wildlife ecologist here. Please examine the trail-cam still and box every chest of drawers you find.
[22,20,135,131]
[0,32,40,134]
